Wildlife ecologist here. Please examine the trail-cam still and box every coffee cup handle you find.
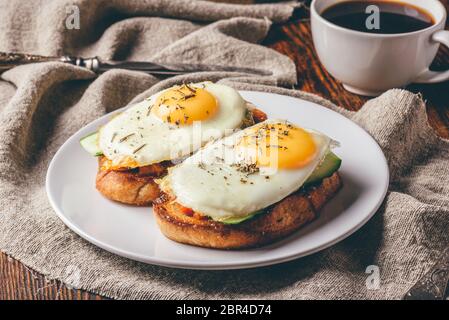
[414,30,449,84]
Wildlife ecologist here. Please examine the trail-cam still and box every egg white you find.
[98,82,248,167]
[159,120,335,221]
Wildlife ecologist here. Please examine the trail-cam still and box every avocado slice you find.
[305,152,341,185]
[219,152,342,225]
[220,210,263,225]
[80,132,103,157]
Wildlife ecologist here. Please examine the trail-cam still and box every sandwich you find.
[154,120,342,249]
[80,82,267,206]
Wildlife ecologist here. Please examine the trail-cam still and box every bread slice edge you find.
[153,172,342,249]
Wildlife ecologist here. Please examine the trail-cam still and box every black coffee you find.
[321,1,435,34]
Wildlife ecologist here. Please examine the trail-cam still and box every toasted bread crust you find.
[153,172,342,249]
[95,158,167,206]
[95,106,267,206]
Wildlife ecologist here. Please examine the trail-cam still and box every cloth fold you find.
[0,0,448,300]
[0,0,298,56]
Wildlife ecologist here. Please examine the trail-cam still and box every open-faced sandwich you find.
[80,82,267,206]
[154,120,342,249]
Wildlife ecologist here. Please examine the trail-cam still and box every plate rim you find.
[46,90,390,270]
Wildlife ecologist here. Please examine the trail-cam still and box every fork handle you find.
[0,52,59,72]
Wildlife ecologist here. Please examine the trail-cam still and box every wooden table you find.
[1,1,448,300]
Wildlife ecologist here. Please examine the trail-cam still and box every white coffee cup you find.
[311,0,449,96]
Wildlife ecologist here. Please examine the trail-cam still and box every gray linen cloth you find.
[0,0,448,299]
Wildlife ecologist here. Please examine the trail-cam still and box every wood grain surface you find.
[1,1,448,300]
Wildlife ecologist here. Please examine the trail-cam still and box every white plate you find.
[46,91,389,270]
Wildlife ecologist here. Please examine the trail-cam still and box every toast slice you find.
[96,157,169,206]
[95,105,267,206]
[153,172,342,249]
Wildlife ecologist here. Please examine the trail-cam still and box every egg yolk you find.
[238,123,317,169]
[101,156,140,171]
[151,84,218,125]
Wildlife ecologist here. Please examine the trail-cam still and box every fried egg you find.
[98,82,248,169]
[159,120,336,221]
